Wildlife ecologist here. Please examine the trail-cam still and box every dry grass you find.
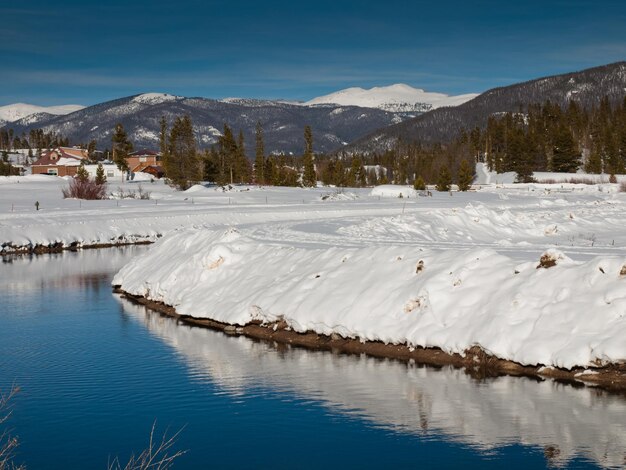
[108,422,186,470]
[538,177,604,185]
[0,385,24,470]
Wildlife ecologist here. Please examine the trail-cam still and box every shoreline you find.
[113,288,626,393]
[1,240,154,256]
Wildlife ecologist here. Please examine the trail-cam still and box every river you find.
[1,248,624,469]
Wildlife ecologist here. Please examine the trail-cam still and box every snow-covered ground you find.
[3,173,626,370]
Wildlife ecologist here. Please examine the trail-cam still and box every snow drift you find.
[113,228,626,370]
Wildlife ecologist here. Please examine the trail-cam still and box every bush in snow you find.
[62,174,107,200]
[413,175,426,191]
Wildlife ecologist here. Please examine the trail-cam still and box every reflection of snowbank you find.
[119,299,626,469]
[2,246,148,292]
[114,229,626,369]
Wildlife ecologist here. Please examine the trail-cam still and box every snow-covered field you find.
[3,171,626,370]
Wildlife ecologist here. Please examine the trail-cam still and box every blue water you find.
[1,249,624,469]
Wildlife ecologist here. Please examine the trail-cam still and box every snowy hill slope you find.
[0,103,84,126]
[306,84,478,113]
[345,61,626,153]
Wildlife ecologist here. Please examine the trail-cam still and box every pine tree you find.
[457,159,474,190]
[75,161,89,183]
[164,116,200,190]
[551,125,580,173]
[87,139,97,162]
[254,121,265,185]
[413,175,426,191]
[508,128,534,183]
[436,165,451,191]
[95,162,107,185]
[235,130,250,183]
[585,141,603,174]
[302,125,316,187]
[111,123,133,176]
[218,125,237,185]
[159,116,168,157]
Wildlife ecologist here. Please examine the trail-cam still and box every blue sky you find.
[1,0,625,106]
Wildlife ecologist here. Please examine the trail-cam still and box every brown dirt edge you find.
[113,287,626,394]
[1,240,154,256]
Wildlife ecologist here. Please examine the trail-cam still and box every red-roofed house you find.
[127,149,161,173]
[31,147,89,176]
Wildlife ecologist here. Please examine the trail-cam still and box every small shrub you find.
[619,181,626,192]
[112,186,151,200]
[566,177,594,185]
[62,178,108,200]
[413,175,426,191]
[609,174,617,184]
[136,185,151,200]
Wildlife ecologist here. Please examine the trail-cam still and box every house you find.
[126,149,161,173]
[140,165,165,178]
[31,147,88,176]
[84,163,124,180]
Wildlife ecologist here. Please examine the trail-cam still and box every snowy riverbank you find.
[113,228,626,371]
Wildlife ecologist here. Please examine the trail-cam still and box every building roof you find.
[34,147,88,166]
[128,149,160,157]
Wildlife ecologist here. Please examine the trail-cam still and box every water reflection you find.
[117,298,626,469]
[1,247,147,293]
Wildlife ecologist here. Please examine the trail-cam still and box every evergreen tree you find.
[235,130,250,183]
[159,116,168,157]
[111,123,133,175]
[436,165,452,191]
[203,148,220,182]
[551,125,580,173]
[87,139,97,162]
[585,141,603,174]
[302,125,316,187]
[413,175,426,191]
[457,159,474,190]
[218,124,237,185]
[508,128,534,183]
[254,121,265,184]
[75,161,89,183]
[164,116,200,190]
[95,162,107,185]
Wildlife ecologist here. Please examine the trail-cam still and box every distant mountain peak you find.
[0,102,84,124]
[131,93,183,105]
[306,84,478,113]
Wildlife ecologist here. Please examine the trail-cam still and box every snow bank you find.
[113,228,626,370]
[370,185,418,198]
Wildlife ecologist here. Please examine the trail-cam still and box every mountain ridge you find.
[343,61,626,154]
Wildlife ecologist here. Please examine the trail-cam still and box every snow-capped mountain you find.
[306,84,478,113]
[4,93,406,156]
[345,61,626,154]
[0,103,84,126]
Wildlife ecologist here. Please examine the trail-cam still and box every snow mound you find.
[370,185,418,198]
[320,191,358,201]
[113,228,626,370]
